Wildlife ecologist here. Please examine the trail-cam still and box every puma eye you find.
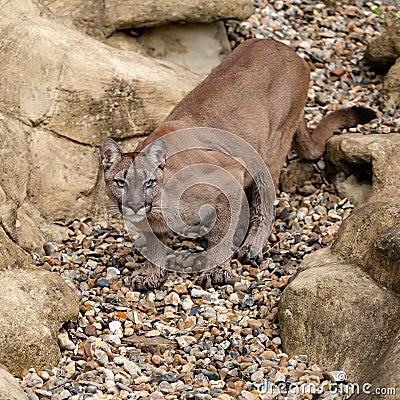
[145,179,155,188]
[114,178,125,188]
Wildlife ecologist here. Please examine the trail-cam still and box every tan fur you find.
[101,38,376,290]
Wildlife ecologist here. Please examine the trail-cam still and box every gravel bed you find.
[19,1,399,399]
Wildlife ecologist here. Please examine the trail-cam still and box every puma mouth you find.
[123,207,147,223]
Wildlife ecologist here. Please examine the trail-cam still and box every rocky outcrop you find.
[365,19,400,109]
[43,0,254,37]
[365,19,400,71]
[0,0,201,256]
[279,132,400,395]
[0,368,29,400]
[279,247,400,382]
[325,133,400,205]
[0,268,79,375]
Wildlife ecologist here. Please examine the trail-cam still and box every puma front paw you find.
[234,245,262,267]
[131,263,167,291]
[195,262,235,289]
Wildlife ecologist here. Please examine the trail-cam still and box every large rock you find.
[365,19,400,71]
[43,0,254,37]
[333,202,400,293]
[352,330,400,400]
[1,0,200,146]
[279,248,400,381]
[365,19,400,109]
[325,133,400,204]
[279,132,400,391]
[381,60,400,109]
[0,0,201,252]
[0,268,79,375]
[0,225,30,270]
[0,368,29,400]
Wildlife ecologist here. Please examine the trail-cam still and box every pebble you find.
[182,297,194,311]
[25,1,393,398]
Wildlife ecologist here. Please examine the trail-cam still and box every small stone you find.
[182,297,194,311]
[250,369,264,382]
[228,292,240,304]
[58,332,76,351]
[43,242,59,255]
[109,320,122,333]
[145,330,161,337]
[94,349,109,365]
[191,288,210,298]
[149,391,164,399]
[123,360,141,377]
[84,324,97,337]
[164,291,180,306]
[26,372,44,387]
[97,279,110,287]
[274,371,286,383]
[272,337,282,345]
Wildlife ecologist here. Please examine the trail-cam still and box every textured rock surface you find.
[325,133,400,204]
[279,158,315,194]
[352,330,400,400]
[138,22,231,76]
[279,248,400,381]
[43,0,254,37]
[280,134,400,392]
[333,202,400,292]
[365,19,400,71]
[0,368,29,400]
[365,19,400,109]
[0,0,200,252]
[0,268,79,375]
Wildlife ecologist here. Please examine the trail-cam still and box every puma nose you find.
[130,203,142,212]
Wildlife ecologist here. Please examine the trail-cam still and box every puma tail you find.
[315,106,376,135]
[294,106,377,160]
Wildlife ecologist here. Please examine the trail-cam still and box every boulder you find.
[0,368,28,400]
[1,0,200,146]
[0,268,79,375]
[325,133,400,204]
[364,19,400,109]
[352,330,400,400]
[364,19,400,71]
[381,60,400,109]
[43,0,254,37]
[279,249,400,381]
[333,202,400,293]
[279,133,400,391]
[0,0,201,251]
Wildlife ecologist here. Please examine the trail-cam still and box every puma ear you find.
[100,139,123,171]
[145,139,167,168]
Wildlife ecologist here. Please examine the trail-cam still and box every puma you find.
[100,38,376,291]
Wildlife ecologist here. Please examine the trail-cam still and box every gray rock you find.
[326,134,400,204]
[279,248,400,382]
[0,368,29,400]
[43,0,254,37]
[0,268,79,375]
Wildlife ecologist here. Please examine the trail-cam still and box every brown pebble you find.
[84,324,97,337]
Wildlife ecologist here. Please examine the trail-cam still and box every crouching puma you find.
[100,38,376,291]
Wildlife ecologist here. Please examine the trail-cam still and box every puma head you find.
[100,138,167,223]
